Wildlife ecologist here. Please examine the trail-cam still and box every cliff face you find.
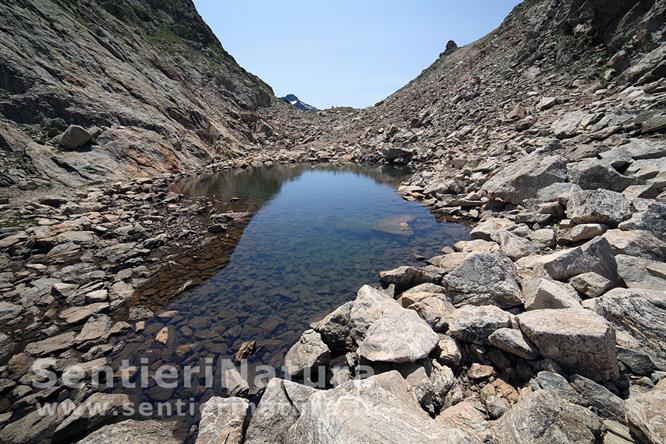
[0,0,275,187]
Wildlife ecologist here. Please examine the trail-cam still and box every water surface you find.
[112,164,469,403]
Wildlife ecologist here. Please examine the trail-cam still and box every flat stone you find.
[559,224,607,244]
[0,301,23,322]
[538,236,619,283]
[448,305,512,345]
[552,111,590,138]
[59,302,109,324]
[54,393,133,441]
[517,309,618,381]
[443,252,523,308]
[491,230,536,260]
[358,310,439,363]
[25,331,77,356]
[196,397,249,444]
[567,158,638,192]
[379,265,441,293]
[566,190,632,226]
[470,217,515,241]
[537,182,583,205]
[75,314,112,343]
[569,374,626,422]
[467,363,494,379]
[426,252,469,273]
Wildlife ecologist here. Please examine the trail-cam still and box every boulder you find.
[78,420,181,444]
[379,266,441,293]
[223,367,250,397]
[435,336,462,368]
[567,158,638,192]
[529,372,587,406]
[358,310,439,363]
[0,301,23,322]
[524,279,581,310]
[443,252,523,308]
[585,288,666,371]
[619,203,666,242]
[625,379,666,444]
[569,272,613,298]
[284,329,331,378]
[245,378,317,444]
[538,236,619,283]
[349,285,401,345]
[470,217,515,241]
[196,397,249,444]
[408,295,454,332]
[558,224,607,244]
[566,190,631,226]
[517,309,618,381]
[310,301,352,354]
[481,153,567,204]
[54,393,134,441]
[285,371,461,443]
[603,229,666,261]
[491,230,536,260]
[435,400,492,443]
[447,305,512,345]
[59,125,92,150]
[426,253,468,273]
[489,328,540,359]
[552,111,590,138]
[536,182,583,205]
[492,390,604,443]
[616,254,666,291]
[568,374,626,422]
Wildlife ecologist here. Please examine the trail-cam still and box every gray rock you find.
[349,285,402,345]
[529,228,556,247]
[569,374,626,422]
[0,301,23,322]
[603,229,666,261]
[599,138,666,161]
[245,378,317,444]
[481,153,567,204]
[470,217,515,241]
[78,420,181,444]
[618,347,655,376]
[285,371,462,443]
[619,203,666,242]
[517,309,618,381]
[537,182,583,205]
[358,310,439,363]
[538,236,619,283]
[489,328,540,359]
[310,301,352,354]
[54,393,133,440]
[59,302,109,324]
[558,224,607,244]
[379,265,441,293]
[426,253,469,273]
[569,272,613,298]
[529,371,586,405]
[0,333,15,361]
[443,252,523,308]
[616,254,666,291]
[586,288,666,371]
[435,336,462,368]
[448,305,512,345]
[567,158,638,192]
[223,367,250,397]
[625,379,666,444]
[435,400,492,443]
[25,331,77,356]
[524,279,581,310]
[196,397,249,444]
[492,389,604,443]
[59,125,92,150]
[491,230,536,260]
[75,314,112,343]
[284,329,331,378]
[0,404,69,444]
[552,111,590,138]
[408,295,454,332]
[566,190,632,226]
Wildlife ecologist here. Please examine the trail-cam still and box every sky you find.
[192,0,522,109]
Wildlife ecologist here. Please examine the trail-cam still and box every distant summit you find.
[281,94,317,112]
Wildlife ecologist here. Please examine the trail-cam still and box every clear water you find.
[111,164,469,403]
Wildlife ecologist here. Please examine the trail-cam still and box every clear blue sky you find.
[192,0,522,109]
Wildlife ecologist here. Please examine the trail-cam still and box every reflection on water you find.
[111,164,469,406]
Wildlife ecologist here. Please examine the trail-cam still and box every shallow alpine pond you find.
[111,164,470,405]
